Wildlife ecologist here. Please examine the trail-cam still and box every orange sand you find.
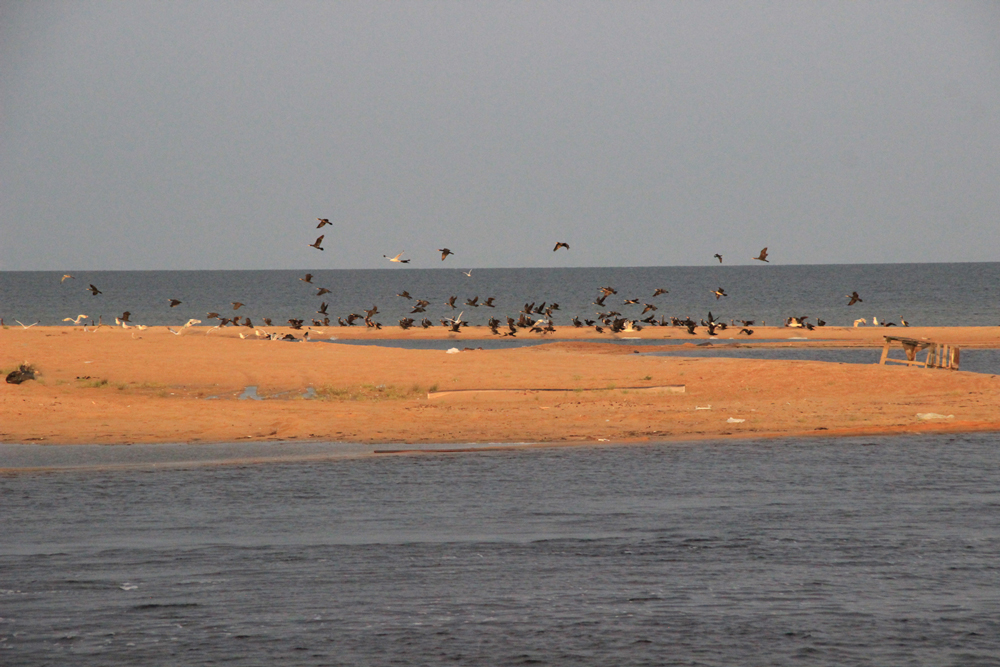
[3,325,1000,448]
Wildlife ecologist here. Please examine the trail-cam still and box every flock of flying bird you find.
[37,227,908,338]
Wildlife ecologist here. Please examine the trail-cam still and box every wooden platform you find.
[879,336,960,370]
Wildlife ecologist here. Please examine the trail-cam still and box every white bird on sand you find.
[853,318,867,327]
[15,320,38,329]
[872,316,879,326]
[166,327,182,335]
[63,314,89,324]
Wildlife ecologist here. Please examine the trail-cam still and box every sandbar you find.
[3,325,1000,450]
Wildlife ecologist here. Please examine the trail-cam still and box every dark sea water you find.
[2,262,1000,328]
[3,434,1000,666]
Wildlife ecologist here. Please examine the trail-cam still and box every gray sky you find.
[2,1,999,270]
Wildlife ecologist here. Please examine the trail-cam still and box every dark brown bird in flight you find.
[712,287,728,299]
[168,299,182,307]
[317,218,332,228]
[87,284,102,295]
[309,235,325,251]
[846,291,863,306]
[652,288,669,297]
[316,287,331,296]
[300,273,313,283]
[553,242,570,252]
[232,302,244,310]
[752,247,769,262]
[714,254,723,263]
[438,248,454,261]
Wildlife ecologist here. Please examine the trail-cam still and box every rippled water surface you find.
[3,434,1000,666]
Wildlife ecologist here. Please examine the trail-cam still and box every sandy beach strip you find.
[2,325,1000,447]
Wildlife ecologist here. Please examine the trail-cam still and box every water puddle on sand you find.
[237,386,262,400]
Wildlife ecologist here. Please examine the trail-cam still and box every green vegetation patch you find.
[316,383,426,401]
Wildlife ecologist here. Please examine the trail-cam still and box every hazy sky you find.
[2,1,999,270]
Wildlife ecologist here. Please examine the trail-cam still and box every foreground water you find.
[3,434,1000,666]
[3,262,1000,328]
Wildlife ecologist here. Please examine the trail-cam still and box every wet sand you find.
[3,325,1000,448]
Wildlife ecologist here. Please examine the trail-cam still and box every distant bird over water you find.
[168,299,182,307]
[714,254,723,263]
[384,252,410,263]
[300,273,313,284]
[712,287,728,300]
[86,284,102,295]
[553,242,570,252]
[752,247,769,263]
[309,235,325,251]
[846,291,863,306]
[438,248,454,261]
[61,274,75,283]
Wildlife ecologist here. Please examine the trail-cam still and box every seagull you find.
[714,254,723,263]
[87,284,102,295]
[300,273,313,283]
[309,235,325,251]
[15,320,38,329]
[846,291,862,306]
[553,242,570,252]
[463,269,473,277]
[853,318,867,327]
[712,287,728,299]
[316,218,332,228]
[652,288,669,297]
[438,248,454,261]
[232,302,244,310]
[752,247,769,262]
[61,274,75,283]
[63,314,89,324]
[384,252,410,263]
[183,319,201,328]
[168,298,182,307]
[166,327,182,335]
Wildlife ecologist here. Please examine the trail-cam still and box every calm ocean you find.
[2,435,1000,666]
[2,263,999,328]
